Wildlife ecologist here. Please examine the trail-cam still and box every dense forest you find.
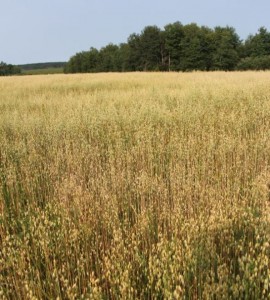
[64,22,270,73]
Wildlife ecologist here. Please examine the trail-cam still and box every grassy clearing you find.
[0,72,270,299]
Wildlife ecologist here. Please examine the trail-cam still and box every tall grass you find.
[0,72,270,299]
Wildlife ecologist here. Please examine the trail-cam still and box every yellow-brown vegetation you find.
[0,72,270,299]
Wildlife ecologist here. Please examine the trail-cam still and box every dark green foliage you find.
[244,27,270,57]
[179,24,215,71]
[64,22,270,73]
[164,22,184,71]
[64,45,122,73]
[139,26,165,71]
[236,27,270,71]
[98,44,122,72]
[212,27,240,70]
[237,55,270,70]
[125,33,142,71]
[0,62,21,76]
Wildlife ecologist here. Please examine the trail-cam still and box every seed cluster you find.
[0,72,270,299]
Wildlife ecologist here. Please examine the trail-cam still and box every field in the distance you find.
[21,67,64,75]
[0,72,270,299]
[19,62,65,75]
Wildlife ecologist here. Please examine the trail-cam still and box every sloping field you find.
[21,67,64,75]
[0,72,270,299]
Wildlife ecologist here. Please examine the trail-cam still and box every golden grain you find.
[0,72,270,299]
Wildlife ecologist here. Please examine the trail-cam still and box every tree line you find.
[64,22,270,73]
[0,62,67,76]
[0,61,21,76]
[19,62,66,71]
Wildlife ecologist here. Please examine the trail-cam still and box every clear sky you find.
[1,0,270,65]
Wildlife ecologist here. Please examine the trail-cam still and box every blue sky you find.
[1,0,270,64]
